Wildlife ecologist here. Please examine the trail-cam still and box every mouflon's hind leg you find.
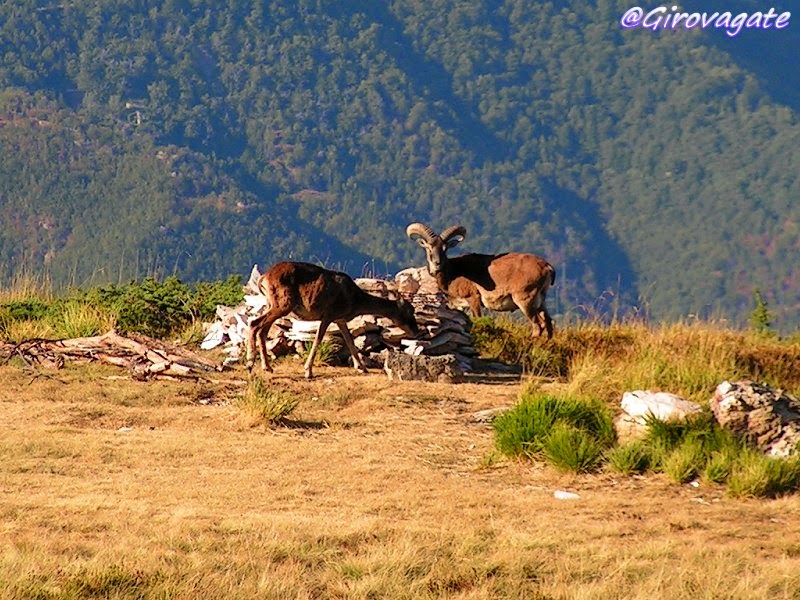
[536,308,554,339]
[513,292,552,340]
[247,311,282,372]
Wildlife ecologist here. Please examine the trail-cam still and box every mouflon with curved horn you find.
[406,223,555,338]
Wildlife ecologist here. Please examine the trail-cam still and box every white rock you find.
[553,490,581,500]
[621,390,702,424]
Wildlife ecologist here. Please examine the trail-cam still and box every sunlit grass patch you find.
[1,316,57,343]
[474,316,800,402]
[0,271,53,304]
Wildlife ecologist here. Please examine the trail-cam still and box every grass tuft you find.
[239,377,301,424]
[48,300,117,339]
[543,422,604,473]
[301,339,343,367]
[662,438,707,483]
[493,389,615,472]
[703,448,739,484]
[727,451,800,498]
[605,440,650,475]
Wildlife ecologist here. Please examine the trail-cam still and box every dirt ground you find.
[2,358,800,598]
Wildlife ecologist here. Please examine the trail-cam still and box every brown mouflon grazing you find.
[246,261,419,379]
[406,223,556,339]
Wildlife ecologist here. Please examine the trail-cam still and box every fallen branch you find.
[1,330,222,380]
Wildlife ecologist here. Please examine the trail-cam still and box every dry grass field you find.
[2,356,800,599]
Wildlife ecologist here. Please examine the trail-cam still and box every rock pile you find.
[200,265,477,373]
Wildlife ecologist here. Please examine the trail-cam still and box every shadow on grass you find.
[464,358,523,385]
[274,417,331,430]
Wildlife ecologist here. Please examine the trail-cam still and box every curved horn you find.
[406,222,437,243]
[440,225,466,243]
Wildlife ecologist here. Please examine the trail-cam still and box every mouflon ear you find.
[440,225,466,249]
[445,235,463,249]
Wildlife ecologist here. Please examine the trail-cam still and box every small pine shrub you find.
[1,299,50,321]
[116,276,193,338]
[606,440,650,475]
[239,378,300,424]
[543,422,604,473]
[77,275,245,339]
[749,288,774,336]
[187,275,244,321]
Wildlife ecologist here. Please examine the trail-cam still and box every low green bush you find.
[1,275,245,341]
[0,299,50,334]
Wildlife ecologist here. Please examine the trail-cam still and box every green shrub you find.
[187,275,244,322]
[116,276,193,338]
[1,299,50,321]
[606,440,650,475]
[543,422,604,473]
[76,275,244,339]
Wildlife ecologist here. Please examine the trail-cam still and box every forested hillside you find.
[0,0,798,328]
